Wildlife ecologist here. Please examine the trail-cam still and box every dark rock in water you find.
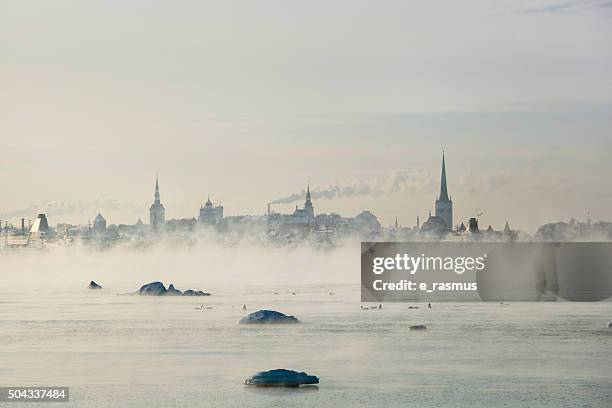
[166,284,182,296]
[608,321,612,328]
[244,369,319,387]
[137,282,210,296]
[410,325,427,330]
[88,280,102,290]
[138,281,167,296]
[239,310,300,324]
[182,289,210,296]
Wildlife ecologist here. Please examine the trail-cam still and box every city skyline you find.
[0,145,609,233]
[2,1,612,231]
[0,150,600,235]
[1,152,528,246]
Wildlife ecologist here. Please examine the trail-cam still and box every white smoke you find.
[0,199,143,224]
[271,169,434,204]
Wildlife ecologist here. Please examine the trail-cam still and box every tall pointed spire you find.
[154,176,161,204]
[304,182,314,218]
[150,175,165,230]
[438,151,450,202]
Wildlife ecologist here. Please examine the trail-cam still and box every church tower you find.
[435,152,453,232]
[304,184,314,218]
[149,176,165,230]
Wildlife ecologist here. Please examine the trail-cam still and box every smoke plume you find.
[271,169,433,204]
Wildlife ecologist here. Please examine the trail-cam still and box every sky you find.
[1,0,612,232]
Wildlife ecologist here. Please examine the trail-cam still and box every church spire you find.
[304,182,314,218]
[150,174,165,230]
[154,176,161,204]
[438,151,450,202]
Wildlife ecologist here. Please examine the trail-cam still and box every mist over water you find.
[2,0,612,405]
[1,244,612,407]
[0,242,359,292]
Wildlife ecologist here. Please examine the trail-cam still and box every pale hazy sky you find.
[1,0,611,231]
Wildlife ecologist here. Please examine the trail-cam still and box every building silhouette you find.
[149,176,165,230]
[435,151,453,231]
[198,195,223,226]
[93,213,107,232]
[288,184,315,227]
[30,214,49,234]
[421,152,453,234]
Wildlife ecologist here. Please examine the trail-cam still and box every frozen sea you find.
[1,284,611,408]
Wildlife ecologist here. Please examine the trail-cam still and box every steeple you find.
[438,151,450,202]
[154,176,161,204]
[150,175,165,230]
[433,151,453,232]
[303,183,314,218]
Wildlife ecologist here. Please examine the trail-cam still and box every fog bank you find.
[1,241,359,291]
